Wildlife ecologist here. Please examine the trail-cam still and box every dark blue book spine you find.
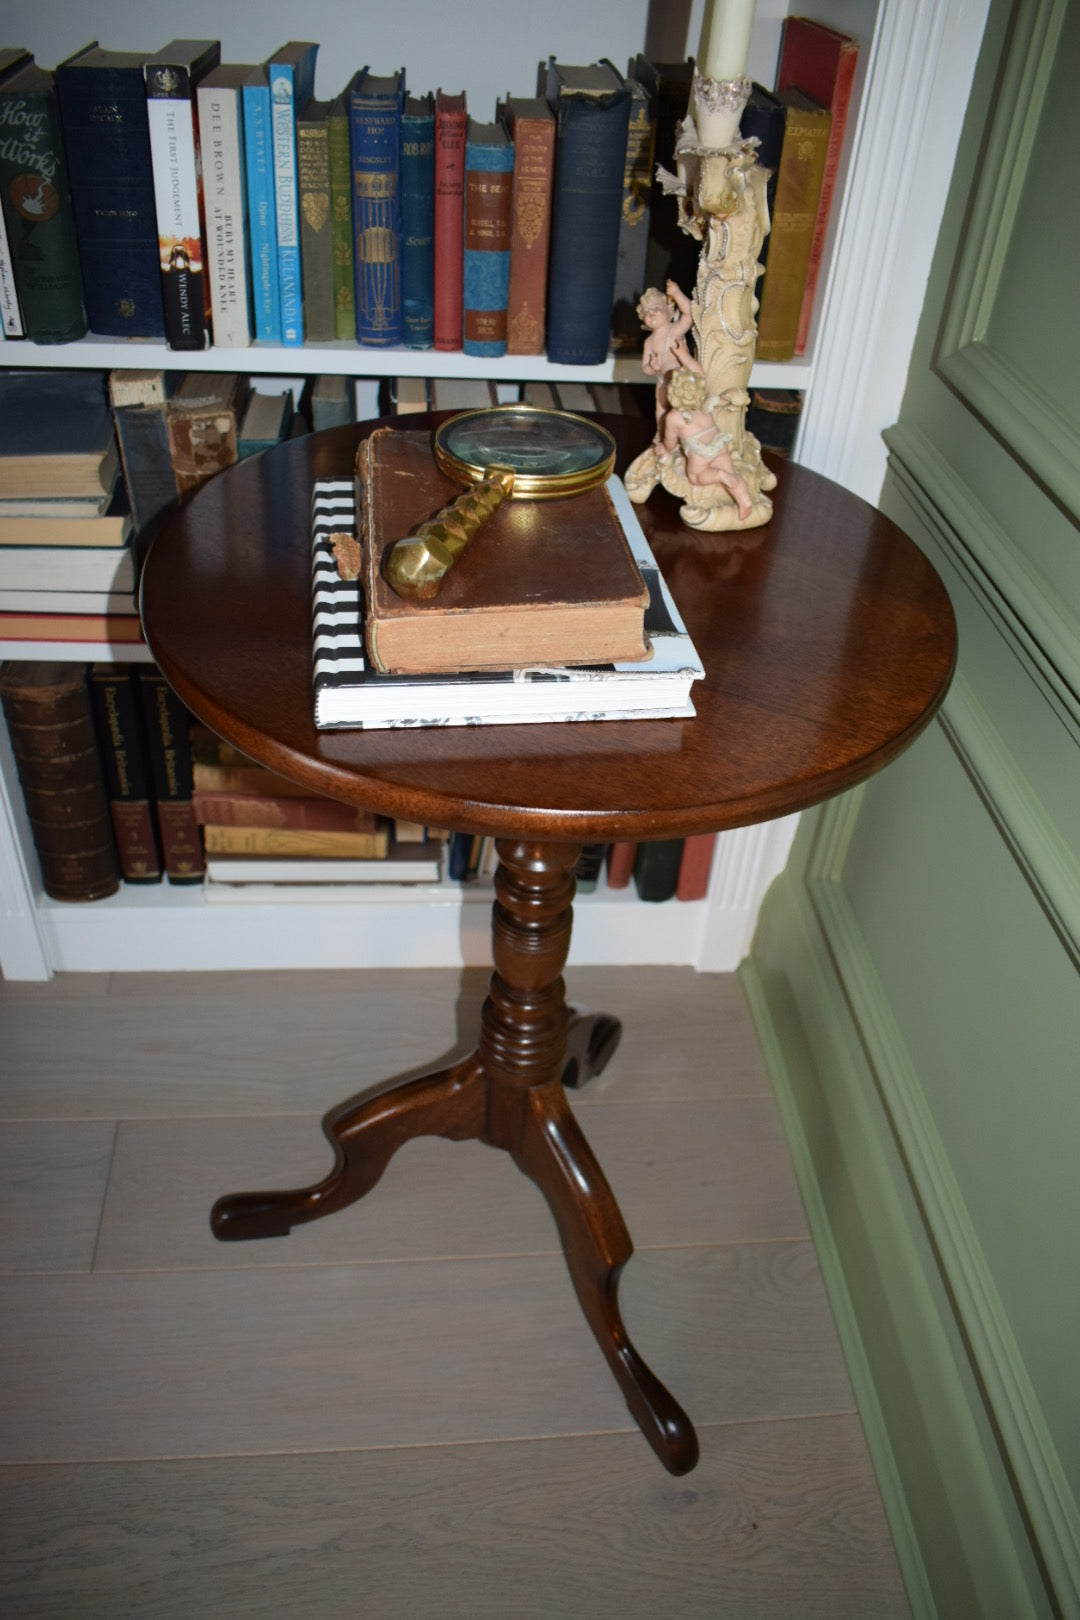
[400,100,434,348]
[739,83,786,279]
[462,124,513,358]
[56,60,166,339]
[349,80,403,346]
[546,86,629,365]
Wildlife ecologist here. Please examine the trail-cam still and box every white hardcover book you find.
[145,43,220,350]
[0,204,24,336]
[311,476,704,731]
[197,67,254,348]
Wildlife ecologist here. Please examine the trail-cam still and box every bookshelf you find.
[0,0,986,980]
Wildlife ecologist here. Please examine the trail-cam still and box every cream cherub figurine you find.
[658,368,754,520]
[637,280,703,445]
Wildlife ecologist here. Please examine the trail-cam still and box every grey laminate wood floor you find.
[0,965,910,1619]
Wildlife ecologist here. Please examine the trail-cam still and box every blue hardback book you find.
[400,93,434,349]
[462,118,513,358]
[268,41,318,346]
[348,68,405,346]
[542,59,630,365]
[55,43,167,339]
[242,66,281,343]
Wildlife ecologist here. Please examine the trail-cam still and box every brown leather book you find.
[359,428,650,675]
[0,660,121,901]
[499,96,555,356]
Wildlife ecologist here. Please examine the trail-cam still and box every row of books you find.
[0,18,856,369]
[0,658,716,902]
[0,367,354,648]
[0,659,449,899]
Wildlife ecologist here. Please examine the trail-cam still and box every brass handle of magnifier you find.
[383,464,516,601]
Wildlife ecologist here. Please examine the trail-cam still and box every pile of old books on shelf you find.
[0,18,857,366]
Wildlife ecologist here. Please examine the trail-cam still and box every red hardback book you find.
[499,95,555,356]
[676,832,716,901]
[192,788,382,833]
[433,89,467,351]
[776,16,858,357]
[605,840,637,889]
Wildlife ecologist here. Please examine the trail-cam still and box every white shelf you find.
[0,333,813,392]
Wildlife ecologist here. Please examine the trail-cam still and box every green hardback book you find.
[0,61,88,342]
[327,89,355,341]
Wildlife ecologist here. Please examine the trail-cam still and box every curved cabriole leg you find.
[211,1055,486,1241]
[515,1079,699,1476]
[481,839,698,1475]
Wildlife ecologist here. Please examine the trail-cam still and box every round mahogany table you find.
[140,413,956,1475]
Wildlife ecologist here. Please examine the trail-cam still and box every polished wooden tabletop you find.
[140,413,957,841]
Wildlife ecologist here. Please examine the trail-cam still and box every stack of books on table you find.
[0,372,142,649]
[190,727,445,889]
[310,439,704,732]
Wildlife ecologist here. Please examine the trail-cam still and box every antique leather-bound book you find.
[0,660,121,901]
[296,98,335,343]
[87,663,163,883]
[358,427,649,675]
[432,89,467,351]
[348,68,405,346]
[400,93,435,348]
[498,95,555,357]
[165,372,246,494]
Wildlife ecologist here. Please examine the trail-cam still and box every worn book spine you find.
[192,788,380,832]
[0,660,121,901]
[296,99,334,342]
[165,374,244,495]
[327,90,356,341]
[433,89,466,351]
[269,45,318,346]
[573,842,606,894]
[610,73,655,353]
[755,91,831,363]
[501,98,554,357]
[349,70,405,346]
[197,68,253,348]
[675,832,715,901]
[109,371,178,537]
[776,19,858,356]
[400,94,434,349]
[241,71,281,343]
[87,662,162,882]
[202,823,389,858]
[136,665,204,883]
[544,65,630,366]
[145,44,220,350]
[463,119,513,358]
[0,64,88,343]
[55,49,166,339]
[632,838,683,903]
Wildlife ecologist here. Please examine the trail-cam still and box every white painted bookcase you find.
[0,0,986,979]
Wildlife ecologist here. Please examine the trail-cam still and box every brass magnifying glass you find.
[378,405,617,600]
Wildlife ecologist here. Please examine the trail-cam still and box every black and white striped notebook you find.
[311,477,703,731]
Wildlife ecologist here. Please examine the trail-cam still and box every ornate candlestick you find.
[625,71,775,533]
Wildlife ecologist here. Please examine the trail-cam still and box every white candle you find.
[697,0,756,82]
